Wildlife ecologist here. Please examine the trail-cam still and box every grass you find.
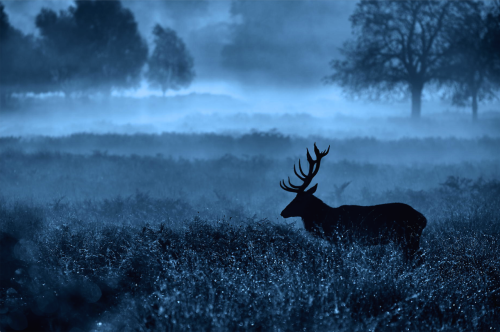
[1,133,500,164]
[1,200,499,331]
[0,134,499,331]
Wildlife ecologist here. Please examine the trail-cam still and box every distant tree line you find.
[2,0,498,120]
[0,0,194,106]
[326,0,500,120]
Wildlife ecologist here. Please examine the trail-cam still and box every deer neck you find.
[301,197,331,229]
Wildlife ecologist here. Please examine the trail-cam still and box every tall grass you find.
[1,177,499,331]
[0,134,499,331]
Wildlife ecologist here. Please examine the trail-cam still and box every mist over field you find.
[1,1,500,331]
[2,94,500,139]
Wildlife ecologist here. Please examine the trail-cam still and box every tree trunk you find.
[411,83,423,119]
[472,92,478,121]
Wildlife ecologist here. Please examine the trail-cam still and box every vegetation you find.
[0,4,48,106]
[446,2,500,120]
[2,132,500,164]
[0,0,193,105]
[35,0,148,96]
[0,133,499,331]
[326,0,500,119]
[146,24,195,96]
[2,0,498,117]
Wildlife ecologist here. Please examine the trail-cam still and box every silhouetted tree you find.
[35,8,79,95]
[325,1,476,119]
[146,24,195,96]
[487,2,500,85]
[446,2,500,120]
[36,0,148,96]
[0,3,49,107]
[0,2,8,40]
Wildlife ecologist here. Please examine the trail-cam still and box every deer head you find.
[280,143,330,218]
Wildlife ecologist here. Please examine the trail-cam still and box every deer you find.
[280,143,427,261]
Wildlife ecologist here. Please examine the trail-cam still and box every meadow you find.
[0,132,499,331]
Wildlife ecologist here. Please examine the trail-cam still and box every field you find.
[1,133,499,331]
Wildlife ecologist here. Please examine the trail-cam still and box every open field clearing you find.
[1,133,499,331]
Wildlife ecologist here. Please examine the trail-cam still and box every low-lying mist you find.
[2,95,499,139]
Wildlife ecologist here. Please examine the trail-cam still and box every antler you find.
[280,143,330,193]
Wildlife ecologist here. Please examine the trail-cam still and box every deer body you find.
[280,144,427,260]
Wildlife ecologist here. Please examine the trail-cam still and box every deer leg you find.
[404,231,425,265]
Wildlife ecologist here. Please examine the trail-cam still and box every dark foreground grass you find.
[1,196,499,332]
[1,136,499,331]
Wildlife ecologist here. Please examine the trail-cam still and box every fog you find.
[2,93,500,139]
[1,1,500,331]
[2,0,499,140]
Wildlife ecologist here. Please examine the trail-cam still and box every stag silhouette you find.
[280,143,426,261]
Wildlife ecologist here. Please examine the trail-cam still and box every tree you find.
[446,2,500,120]
[325,1,476,119]
[146,24,195,96]
[0,3,50,107]
[35,8,79,95]
[36,0,148,96]
[0,2,8,40]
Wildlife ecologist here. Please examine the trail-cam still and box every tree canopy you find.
[0,3,49,106]
[2,1,197,104]
[325,1,477,119]
[146,24,195,96]
[445,2,500,120]
[35,0,148,96]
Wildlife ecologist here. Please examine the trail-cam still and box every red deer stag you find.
[280,143,427,261]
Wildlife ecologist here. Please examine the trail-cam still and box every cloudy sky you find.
[3,0,356,98]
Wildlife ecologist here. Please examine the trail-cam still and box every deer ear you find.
[306,184,318,194]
